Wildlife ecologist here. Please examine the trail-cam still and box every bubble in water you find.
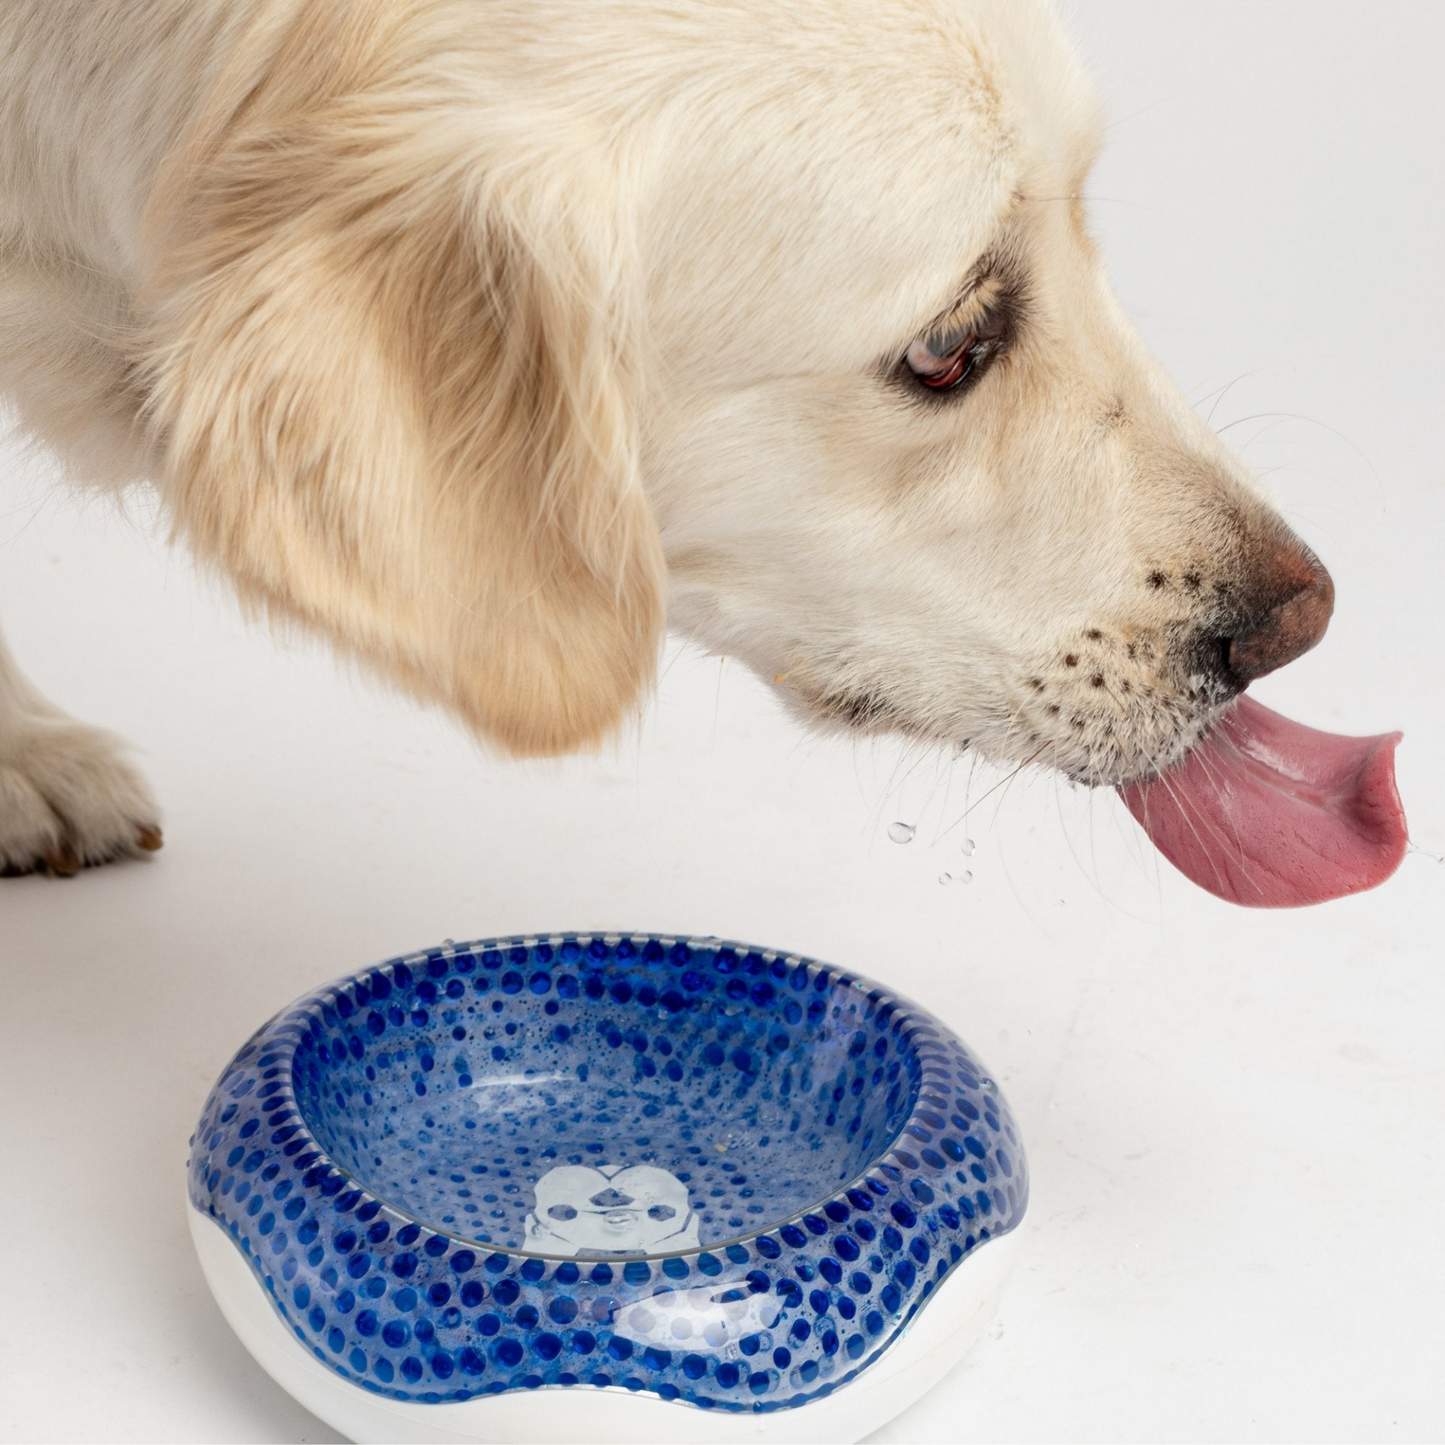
[961,838,975,857]
[887,821,916,844]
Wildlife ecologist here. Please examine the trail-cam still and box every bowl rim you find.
[237,931,999,1263]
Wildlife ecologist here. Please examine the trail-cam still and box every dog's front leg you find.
[0,620,161,876]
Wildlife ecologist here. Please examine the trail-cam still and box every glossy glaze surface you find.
[189,934,1027,1413]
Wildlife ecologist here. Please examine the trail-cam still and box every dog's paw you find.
[0,718,162,876]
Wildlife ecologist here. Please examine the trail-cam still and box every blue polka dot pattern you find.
[189,934,1027,1413]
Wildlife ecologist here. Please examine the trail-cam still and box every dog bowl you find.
[189,934,1027,1442]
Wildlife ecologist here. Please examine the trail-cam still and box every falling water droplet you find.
[888,821,916,844]
[961,838,975,856]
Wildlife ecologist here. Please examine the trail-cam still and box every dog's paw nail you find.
[42,843,81,877]
[136,824,164,853]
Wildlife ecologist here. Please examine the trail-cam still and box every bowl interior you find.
[293,940,923,1256]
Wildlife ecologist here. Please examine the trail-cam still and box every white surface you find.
[1,3,1442,1441]
[189,1209,1019,1444]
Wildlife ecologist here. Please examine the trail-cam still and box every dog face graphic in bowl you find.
[524,1163,701,1256]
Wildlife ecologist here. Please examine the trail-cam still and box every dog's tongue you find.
[1119,695,1406,907]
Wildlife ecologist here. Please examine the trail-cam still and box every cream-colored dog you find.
[0,0,1336,877]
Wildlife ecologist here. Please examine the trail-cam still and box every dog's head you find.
[140,0,1331,791]
[634,0,1334,791]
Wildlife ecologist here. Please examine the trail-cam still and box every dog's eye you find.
[905,326,980,391]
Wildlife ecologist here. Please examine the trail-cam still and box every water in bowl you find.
[294,943,922,1256]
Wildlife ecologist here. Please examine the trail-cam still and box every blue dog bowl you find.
[189,934,1027,1442]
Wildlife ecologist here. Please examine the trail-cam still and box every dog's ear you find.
[138,6,664,756]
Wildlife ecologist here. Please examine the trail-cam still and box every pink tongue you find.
[1118,695,1407,907]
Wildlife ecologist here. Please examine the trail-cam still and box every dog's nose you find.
[1225,543,1334,683]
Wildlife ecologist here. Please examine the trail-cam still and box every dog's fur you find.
[0,0,1323,873]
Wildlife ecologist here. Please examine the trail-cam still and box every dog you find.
[0,0,1341,882]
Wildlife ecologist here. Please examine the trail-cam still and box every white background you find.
[2,2,1442,1440]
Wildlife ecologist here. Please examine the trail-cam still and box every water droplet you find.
[961,838,975,856]
[887,821,916,844]
[939,870,973,886]
[979,1077,997,1093]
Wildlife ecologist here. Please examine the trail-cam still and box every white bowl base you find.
[190,1208,1020,1444]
